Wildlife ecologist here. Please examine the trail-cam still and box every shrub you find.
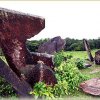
[75,58,85,69]
[30,82,54,99]
[54,51,73,67]
[30,81,68,99]
[52,80,68,97]
[55,59,88,94]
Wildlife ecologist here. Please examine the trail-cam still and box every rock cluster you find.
[0,8,57,96]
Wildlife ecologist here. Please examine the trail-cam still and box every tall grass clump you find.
[75,58,86,69]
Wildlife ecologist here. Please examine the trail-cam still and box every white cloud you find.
[0,1,100,40]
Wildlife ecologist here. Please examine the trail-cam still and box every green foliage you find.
[64,38,85,51]
[26,37,100,52]
[54,51,73,67]
[30,81,68,99]
[75,58,85,69]
[68,42,84,51]
[0,77,16,97]
[54,51,66,67]
[55,60,88,94]
[52,80,68,97]
[26,38,49,52]
[64,37,100,51]
[30,82,54,99]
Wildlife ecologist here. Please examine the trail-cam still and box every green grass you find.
[63,49,100,78]
[64,49,98,59]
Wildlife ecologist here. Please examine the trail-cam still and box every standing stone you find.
[95,50,100,65]
[38,36,65,54]
[83,39,94,62]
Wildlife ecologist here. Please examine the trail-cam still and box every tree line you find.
[0,37,100,56]
[26,38,49,52]
[64,38,100,51]
[26,37,100,52]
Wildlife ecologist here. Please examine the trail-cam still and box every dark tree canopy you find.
[26,37,100,52]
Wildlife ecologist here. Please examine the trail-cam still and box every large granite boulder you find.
[83,39,94,62]
[95,50,100,65]
[80,78,100,96]
[38,36,66,54]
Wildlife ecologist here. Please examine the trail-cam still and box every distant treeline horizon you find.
[0,37,100,56]
[26,37,100,52]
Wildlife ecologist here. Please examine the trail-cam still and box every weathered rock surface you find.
[0,7,45,77]
[0,8,57,97]
[80,78,100,96]
[0,8,57,96]
[21,61,57,87]
[38,36,65,54]
[31,52,55,70]
[0,58,32,97]
[95,50,100,65]
[83,39,94,62]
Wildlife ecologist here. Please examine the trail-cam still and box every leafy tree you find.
[26,38,49,52]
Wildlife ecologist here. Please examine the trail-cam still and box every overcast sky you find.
[0,1,100,40]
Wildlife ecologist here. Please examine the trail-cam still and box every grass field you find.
[64,49,100,78]
[0,49,100,99]
[64,49,98,59]
[64,49,100,99]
